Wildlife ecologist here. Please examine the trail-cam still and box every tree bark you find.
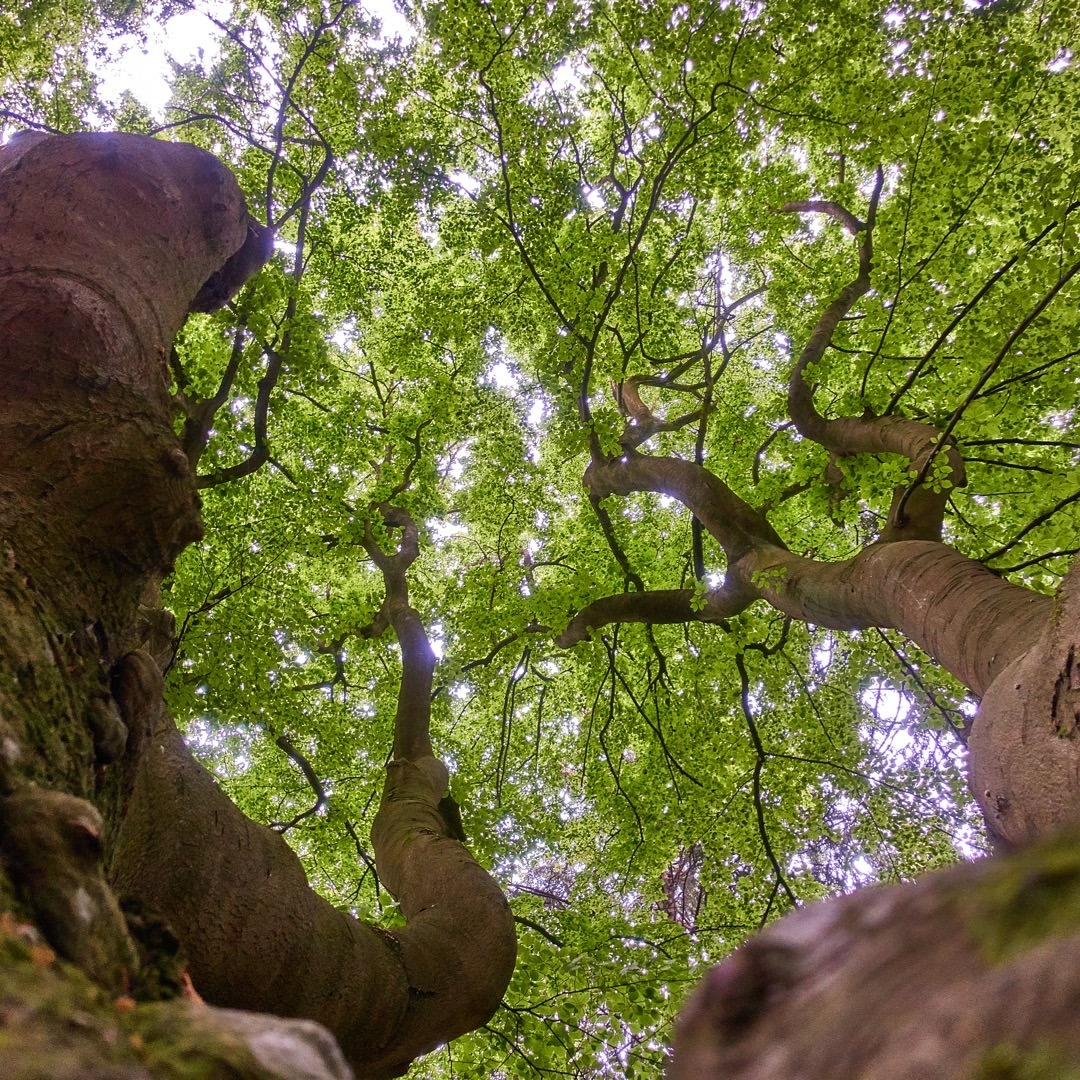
[110,707,515,1078]
[969,554,1080,847]
[670,823,1080,1079]
[0,132,514,1079]
[638,194,1080,1072]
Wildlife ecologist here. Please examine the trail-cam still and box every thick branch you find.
[117,503,516,1073]
[582,453,1048,697]
[783,173,965,542]
[970,553,1080,847]
[777,199,865,235]
[112,709,515,1078]
[585,453,785,564]
[739,541,1048,697]
[556,586,752,647]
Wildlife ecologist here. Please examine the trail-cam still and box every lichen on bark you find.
[670,824,1080,1079]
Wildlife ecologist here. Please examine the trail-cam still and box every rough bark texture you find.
[0,131,515,1079]
[670,824,1080,1078]
[0,913,354,1080]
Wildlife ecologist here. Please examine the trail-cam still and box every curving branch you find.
[197,86,333,490]
[115,503,518,1076]
[612,378,704,450]
[557,585,752,647]
[271,734,328,833]
[195,344,282,489]
[586,452,785,564]
[562,170,1060,710]
[735,653,798,910]
[777,199,865,236]
[179,325,247,469]
[783,170,966,542]
[582,451,1048,698]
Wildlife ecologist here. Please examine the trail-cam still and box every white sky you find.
[96,0,413,116]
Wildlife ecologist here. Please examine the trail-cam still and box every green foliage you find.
[15,0,1080,1073]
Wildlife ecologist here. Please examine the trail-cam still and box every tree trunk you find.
[670,821,1080,1079]
[579,192,1080,1077]
[0,132,514,1079]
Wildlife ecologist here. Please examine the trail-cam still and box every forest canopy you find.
[3,0,1080,1074]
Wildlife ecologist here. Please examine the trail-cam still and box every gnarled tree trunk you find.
[0,132,514,1079]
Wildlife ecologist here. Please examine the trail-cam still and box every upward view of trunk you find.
[572,186,1080,853]
[570,185,1075,855]
[0,132,514,1079]
[591,194,1080,1076]
[542,185,1080,1075]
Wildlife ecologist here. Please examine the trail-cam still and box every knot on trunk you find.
[0,787,138,992]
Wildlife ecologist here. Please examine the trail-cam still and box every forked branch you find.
[783,169,965,541]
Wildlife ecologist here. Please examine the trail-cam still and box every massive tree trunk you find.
[0,132,514,1079]
[557,190,1080,1074]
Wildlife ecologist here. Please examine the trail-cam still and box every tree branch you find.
[362,506,434,762]
[556,586,752,647]
[781,171,967,542]
[735,653,798,910]
[271,734,328,832]
[579,451,1048,697]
